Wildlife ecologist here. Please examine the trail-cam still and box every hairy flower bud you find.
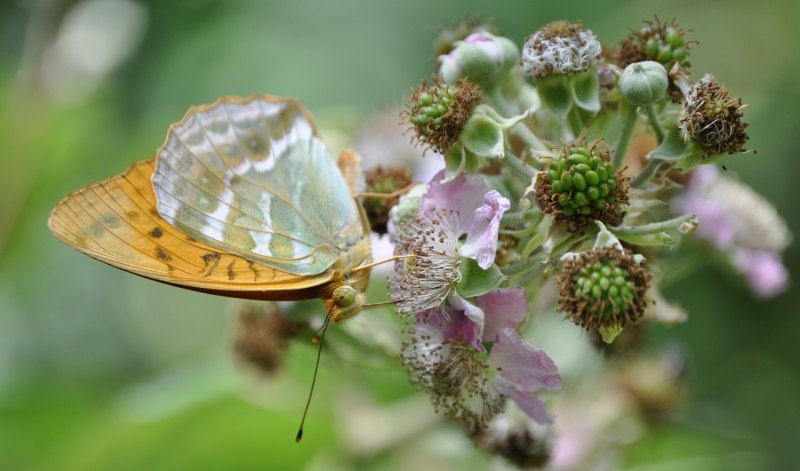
[521,20,602,80]
[619,61,668,105]
[534,144,628,231]
[434,17,497,57]
[557,246,651,331]
[404,77,482,154]
[439,31,520,90]
[618,18,693,102]
[679,74,749,156]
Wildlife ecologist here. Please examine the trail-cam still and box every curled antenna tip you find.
[295,429,303,443]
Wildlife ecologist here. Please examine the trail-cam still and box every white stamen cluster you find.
[389,210,462,316]
[522,21,602,80]
[402,322,504,430]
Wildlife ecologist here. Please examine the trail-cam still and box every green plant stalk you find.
[610,213,697,237]
[613,105,638,169]
[501,151,536,179]
[644,104,665,143]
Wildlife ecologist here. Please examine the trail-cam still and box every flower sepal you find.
[599,323,624,343]
[456,257,506,298]
[536,74,574,121]
[572,69,601,113]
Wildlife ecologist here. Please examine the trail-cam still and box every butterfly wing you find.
[48,160,333,301]
[152,95,365,276]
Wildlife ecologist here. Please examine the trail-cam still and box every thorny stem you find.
[644,104,665,143]
[613,105,638,169]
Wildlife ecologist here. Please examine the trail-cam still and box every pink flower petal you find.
[497,380,554,424]
[491,329,561,391]
[421,170,487,232]
[475,287,528,342]
[461,190,510,269]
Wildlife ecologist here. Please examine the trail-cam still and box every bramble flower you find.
[679,74,749,156]
[617,18,693,102]
[404,77,482,155]
[390,170,510,316]
[438,31,519,90]
[535,144,628,231]
[675,166,791,298]
[402,288,561,430]
[521,20,602,80]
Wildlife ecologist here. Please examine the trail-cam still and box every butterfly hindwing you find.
[48,160,334,300]
[152,95,363,276]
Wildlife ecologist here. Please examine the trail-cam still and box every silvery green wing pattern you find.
[152,96,365,276]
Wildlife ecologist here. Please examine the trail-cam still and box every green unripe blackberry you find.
[404,77,481,154]
[617,18,693,102]
[557,246,651,331]
[535,144,628,232]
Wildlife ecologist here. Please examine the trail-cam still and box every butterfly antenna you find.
[354,182,419,199]
[351,254,413,274]
[296,312,332,443]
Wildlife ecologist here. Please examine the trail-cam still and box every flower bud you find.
[534,144,628,232]
[619,61,668,105]
[557,246,651,332]
[433,17,496,57]
[439,32,519,90]
[618,18,693,102]
[404,77,481,154]
[679,74,749,156]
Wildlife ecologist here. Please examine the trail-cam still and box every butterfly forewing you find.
[48,160,335,300]
[152,96,362,276]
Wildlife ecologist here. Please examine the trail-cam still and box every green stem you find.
[644,104,665,143]
[509,124,549,153]
[630,159,661,188]
[501,210,539,225]
[610,213,697,237]
[486,86,513,117]
[502,151,536,179]
[613,105,638,169]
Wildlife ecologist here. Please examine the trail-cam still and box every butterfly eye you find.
[332,285,357,308]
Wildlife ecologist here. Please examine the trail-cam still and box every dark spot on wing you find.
[149,227,163,238]
[227,260,236,281]
[155,247,172,261]
[126,211,139,220]
[150,209,161,218]
[201,252,221,276]
[186,236,197,243]
[247,261,259,281]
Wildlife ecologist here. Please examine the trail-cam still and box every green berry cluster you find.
[575,259,637,316]
[557,247,651,330]
[535,145,627,230]
[405,78,481,154]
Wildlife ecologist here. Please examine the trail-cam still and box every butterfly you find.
[48,95,380,323]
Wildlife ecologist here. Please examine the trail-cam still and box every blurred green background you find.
[1,0,798,470]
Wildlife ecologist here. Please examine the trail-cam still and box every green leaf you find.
[456,258,506,298]
[572,69,601,113]
[648,126,686,161]
[461,113,504,158]
[599,323,623,343]
[537,74,573,121]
